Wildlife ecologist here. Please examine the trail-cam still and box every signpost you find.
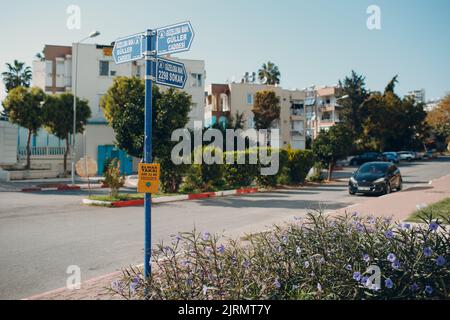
[156,21,194,55]
[112,21,193,279]
[112,33,143,64]
[155,58,187,89]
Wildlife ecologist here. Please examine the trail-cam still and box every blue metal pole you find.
[144,30,155,279]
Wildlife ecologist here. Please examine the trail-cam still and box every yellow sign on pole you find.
[138,163,160,194]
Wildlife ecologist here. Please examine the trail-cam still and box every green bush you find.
[103,159,125,198]
[180,146,224,192]
[256,147,287,188]
[278,148,314,185]
[112,212,449,300]
[223,150,259,189]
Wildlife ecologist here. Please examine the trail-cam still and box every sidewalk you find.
[24,174,450,300]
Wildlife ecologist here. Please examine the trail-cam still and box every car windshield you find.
[358,163,388,174]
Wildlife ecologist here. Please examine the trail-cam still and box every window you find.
[291,102,304,116]
[321,111,332,121]
[191,73,202,87]
[220,93,229,112]
[247,94,254,105]
[99,61,109,76]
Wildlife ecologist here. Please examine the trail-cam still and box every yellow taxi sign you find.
[138,163,160,194]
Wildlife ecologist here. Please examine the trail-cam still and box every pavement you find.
[1,157,449,300]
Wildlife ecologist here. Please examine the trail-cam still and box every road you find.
[0,157,449,299]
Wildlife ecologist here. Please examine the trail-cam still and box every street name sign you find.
[156,21,194,55]
[137,163,160,194]
[155,58,187,89]
[113,33,143,64]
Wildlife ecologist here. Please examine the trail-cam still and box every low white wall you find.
[0,120,18,166]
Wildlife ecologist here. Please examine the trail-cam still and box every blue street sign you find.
[156,21,194,56]
[113,33,143,64]
[154,58,187,89]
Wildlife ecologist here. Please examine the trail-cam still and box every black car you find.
[349,152,387,166]
[349,162,403,196]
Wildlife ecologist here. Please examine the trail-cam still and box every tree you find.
[2,87,45,169]
[253,90,280,130]
[42,93,91,174]
[253,90,280,147]
[101,77,192,193]
[427,93,450,150]
[362,76,427,151]
[338,71,369,142]
[312,124,353,181]
[258,61,281,85]
[2,60,32,92]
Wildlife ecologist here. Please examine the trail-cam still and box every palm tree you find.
[258,61,281,85]
[2,60,32,92]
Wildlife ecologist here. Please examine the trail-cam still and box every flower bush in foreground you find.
[111,212,449,300]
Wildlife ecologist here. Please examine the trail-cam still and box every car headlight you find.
[374,178,385,184]
[350,177,357,184]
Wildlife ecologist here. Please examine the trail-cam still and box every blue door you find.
[98,145,133,176]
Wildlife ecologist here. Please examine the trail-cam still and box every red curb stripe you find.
[236,188,258,195]
[22,188,41,192]
[188,192,216,200]
[112,199,144,207]
[57,185,81,191]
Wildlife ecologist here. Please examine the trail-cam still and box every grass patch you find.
[407,197,450,223]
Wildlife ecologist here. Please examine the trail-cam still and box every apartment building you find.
[32,43,206,174]
[406,89,426,104]
[205,83,307,150]
[305,86,343,139]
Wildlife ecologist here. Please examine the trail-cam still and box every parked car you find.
[349,162,403,196]
[349,152,387,166]
[398,151,415,162]
[383,152,400,163]
[423,150,438,160]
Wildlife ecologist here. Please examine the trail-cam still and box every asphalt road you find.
[0,157,449,299]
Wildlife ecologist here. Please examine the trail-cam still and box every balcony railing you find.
[18,146,67,158]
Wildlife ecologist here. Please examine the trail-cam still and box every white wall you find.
[0,120,18,165]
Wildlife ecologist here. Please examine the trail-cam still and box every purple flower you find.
[242,260,251,269]
[181,260,190,267]
[385,278,394,289]
[410,283,419,292]
[363,254,371,263]
[423,247,433,257]
[281,235,288,244]
[436,256,446,267]
[205,247,213,255]
[353,272,362,281]
[425,285,433,295]
[304,261,310,269]
[429,222,439,231]
[317,283,323,292]
[186,279,193,286]
[217,244,225,254]
[361,276,369,286]
[392,260,401,270]
[201,231,211,241]
[387,253,397,262]
[345,264,353,271]
[296,247,302,255]
[202,285,209,295]
[385,230,394,239]
[356,223,364,232]
[274,279,281,289]
[130,277,139,294]
[401,223,411,230]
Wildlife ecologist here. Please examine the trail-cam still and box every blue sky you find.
[1,0,449,103]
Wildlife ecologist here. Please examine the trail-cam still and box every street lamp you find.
[71,31,100,185]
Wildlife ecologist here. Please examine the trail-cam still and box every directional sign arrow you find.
[156,21,194,56]
[112,33,143,64]
[154,58,187,89]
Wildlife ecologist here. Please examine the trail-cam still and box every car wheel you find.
[384,183,391,195]
[349,189,355,195]
[397,180,403,191]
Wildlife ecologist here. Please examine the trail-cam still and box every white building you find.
[32,43,206,174]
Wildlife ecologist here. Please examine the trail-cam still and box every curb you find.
[21,184,108,193]
[83,187,260,208]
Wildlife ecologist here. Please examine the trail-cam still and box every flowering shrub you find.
[112,212,449,300]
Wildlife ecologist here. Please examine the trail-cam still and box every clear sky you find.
[1,0,449,104]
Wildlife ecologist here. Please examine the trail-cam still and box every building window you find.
[191,73,202,87]
[321,111,332,121]
[247,94,254,105]
[220,93,229,112]
[291,102,304,116]
[99,61,109,76]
